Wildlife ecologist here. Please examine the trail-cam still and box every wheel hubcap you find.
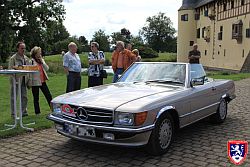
[159,119,172,149]
[219,100,227,119]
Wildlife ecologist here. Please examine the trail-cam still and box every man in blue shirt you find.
[63,42,82,93]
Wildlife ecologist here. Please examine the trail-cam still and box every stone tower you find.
[177,0,198,63]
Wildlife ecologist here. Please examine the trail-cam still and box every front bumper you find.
[47,114,154,146]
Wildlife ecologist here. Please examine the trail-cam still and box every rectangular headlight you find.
[116,112,134,126]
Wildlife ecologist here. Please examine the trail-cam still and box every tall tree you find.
[0,0,66,62]
[140,12,176,52]
[42,21,70,54]
[92,29,110,52]
[110,32,126,44]
[79,35,89,52]
[120,28,131,43]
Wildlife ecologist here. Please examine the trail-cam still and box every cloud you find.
[63,0,74,3]
[106,13,126,25]
[62,0,183,40]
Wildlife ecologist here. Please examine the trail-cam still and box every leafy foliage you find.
[140,12,177,53]
[79,36,89,52]
[52,36,83,54]
[0,0,67,62]
[91,29,110,52]
[137,45,159,58]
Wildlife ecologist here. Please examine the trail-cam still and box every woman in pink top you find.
[30,46,52,115]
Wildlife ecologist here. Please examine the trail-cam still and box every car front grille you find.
[63,105,114,124]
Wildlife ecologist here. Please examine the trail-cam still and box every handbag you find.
[100,69,107,78]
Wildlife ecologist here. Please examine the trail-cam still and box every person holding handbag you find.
[30,46,52,115]
[88,42,106,87]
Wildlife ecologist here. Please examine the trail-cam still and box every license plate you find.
[78,126,96,137]
[65,124,77,134]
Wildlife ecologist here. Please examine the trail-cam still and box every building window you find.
[224,49,226,57]
[204,9,208,16]
[204,26,211,42]
[197,28,200,38]
[181,14,188,21]
[242,49,244,57]
[205,50,207,56]
[218,26,223,40]
[190,41,194,46]
[246,28,250,38]
[223,3,227,11]
[241,0,245,6]
[195,12,200,20]
[202,27,206,38]
[231,1,234,9]
[232,20,243,41]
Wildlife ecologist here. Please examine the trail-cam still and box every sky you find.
[62,0,183,41]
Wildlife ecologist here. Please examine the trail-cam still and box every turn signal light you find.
[135,112,147,126]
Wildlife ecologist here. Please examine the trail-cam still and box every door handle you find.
[212,87,216,91]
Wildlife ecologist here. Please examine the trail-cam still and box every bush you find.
[47,62,65,74]
[137,46,158,58]
[51,38,83,55]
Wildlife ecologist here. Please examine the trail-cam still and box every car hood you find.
[52,82,183,109]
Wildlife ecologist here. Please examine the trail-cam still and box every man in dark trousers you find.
[188,43,201,64]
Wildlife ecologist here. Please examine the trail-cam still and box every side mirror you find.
[190,77,205,87]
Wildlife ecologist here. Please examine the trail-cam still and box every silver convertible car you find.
[47,62,235,155]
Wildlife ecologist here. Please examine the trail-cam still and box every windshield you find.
[118,63,186,85]
[190,64,206,79]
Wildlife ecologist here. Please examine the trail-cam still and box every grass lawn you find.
[0,73,113,138]
[207,72,250,81]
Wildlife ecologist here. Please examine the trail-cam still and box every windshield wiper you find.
[145,79,184,85]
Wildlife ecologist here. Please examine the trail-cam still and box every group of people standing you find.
[3,40,141,118]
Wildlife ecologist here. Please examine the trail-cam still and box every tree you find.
[130,35,144,48]
[42,21,70,54]
[52,36,83,55]
[0,0,66,62]
[79,35,89,52]
[140,12,176,52]
[110,32,126,45]
[120,28,131,43]
[91,29,110,52]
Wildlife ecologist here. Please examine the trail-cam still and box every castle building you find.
[177,0,250,72]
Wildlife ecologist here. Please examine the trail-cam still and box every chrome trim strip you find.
[156,106,175,119]
[48,114,154,133]
[180,112,216,128]
[63,114,113,125]
[179,102,220,118]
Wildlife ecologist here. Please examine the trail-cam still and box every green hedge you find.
[137,46,159,58]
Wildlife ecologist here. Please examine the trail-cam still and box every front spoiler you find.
[57,130,152,147]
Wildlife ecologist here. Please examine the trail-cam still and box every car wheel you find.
[147,113,174,155]
[211,99,227,123]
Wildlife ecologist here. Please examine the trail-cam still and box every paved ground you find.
[0,78,249,167]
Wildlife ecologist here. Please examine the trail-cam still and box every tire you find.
[147,113,174,155]
[211,99,227,123]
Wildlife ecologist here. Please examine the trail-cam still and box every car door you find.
[186,64,218,124]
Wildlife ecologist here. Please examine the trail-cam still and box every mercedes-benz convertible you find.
[47,62,235,155]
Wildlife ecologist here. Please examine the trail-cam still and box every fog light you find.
[103,133,115,140]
